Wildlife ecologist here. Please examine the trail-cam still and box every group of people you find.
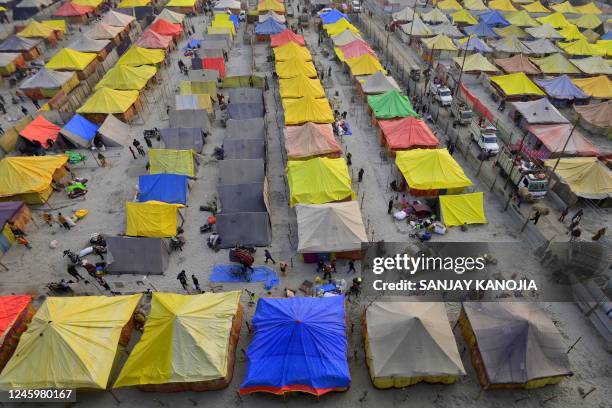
[128,138,147,160]
[64,234,112,291]
[316,259,357,282]
[558,208,606,242]
[177,270,203,293]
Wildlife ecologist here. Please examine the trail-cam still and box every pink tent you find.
[284,123,342,158]
[270,29,305,47]
[378,117,439,150]
[527,123,599,156]
[339,40,375,59]
[136,29,173,49]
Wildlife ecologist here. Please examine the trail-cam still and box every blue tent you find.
[240,296,350,396]
[60,114,99,147]
[255,19,286,35]
[230,14,239,30]
[321,10,349,25]
[534,75,589,101]
[139,174,188,205]
[183,39,202,50]
[457,36,493,52]
[464,21,499,38]
[602,31,612,40]
[479,10,510,27]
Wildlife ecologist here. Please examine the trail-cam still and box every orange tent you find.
[284,123,342,158]
[136,29,173,49]
[53,2,94,16]
[19,116,61,147]
[149,18,182,39]
[378,117,439,150]
[0,295,34,371]
[527,124,599,156]
[270,29,305,47]
[339,40,375,59]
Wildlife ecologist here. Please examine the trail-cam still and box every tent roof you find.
[227,103,264,120]
[534,75,588,100]
[479,9,510,26]
[53,2,93,16]
[544,157,612,199]
[456,36,493,52]
[536,12,572,28]
[240,296,350,396]
[400,16,432,36]
[451,9,477,24]
[68,36,110,52]
[126,201,182,238]
[346,53,385,76]
[320,9,348,24]
[18,20,54,38]
[575,2,602,14]
[523,38,560,54]
[368,90,417,119]
[86,22,123,40]
[395,149,472,190]
[462,303,573,384]
[492,36,532,54]
[421,34,457,50]
[525,24,563,39]
[453,52,499,72]
[72,0,105,6]
[511,98,569,124]
[223,139,265,160]
[284,123,341,158]
[296,201,366,253]
[98,114,130,146]
[490,72,544,96]
[95,64,157,90]
[528,123,599,156]
[155,8,185,24]
[428,22,464,37]
[19,68,74,89]
[392,7,417,21]
[139,174,188,204]
[257,0,284,12]
[169,109,211,132]
[551,1,578,13]
[275,58,317,78]
[331,29,362,46]
[0,295,141,389]
[378,117,439,149]
[463,0,488,11]
[218,159,265,185]
[117,46,165,66]
[558,38,605,56]
[464,21,498,38]
[359,71,400,94]
[558,24,586,41]
[570,56,612,75]
[19,116,60,147]
[149,18,183,36]
[105,236,168,275]
[270,29,304,47]
[136,29,173,49]
[0,35,41,52]
[149,148,195,177]
[488,0,516,11]
[286,157,353,206]
[273,42,311,61]
[160,127,204,152]
[421,8,449,24]
[0,295,31,337]
[255,18,286,35]
[259,11,286,23]
[531,53,580,74]
[437,0,463,10]
[440,192,487,226]
[324,19,359,36]
[218,182,267,213]
[46,48,96,70]
[117,0,150,7]
[0,53,21,66]
[282,96,334,125]
[574,100,612,129]
[521,1,550,13]
[77,87,139,114]
[226,119,265,140]
[504,10,539,27]
[102,9,135,27]
[337,39,375,60]
[0,203,26,228]
[215,212,271,248]
[61,113,99,145]
[366,302,465,378]
[570,13,603,29]
[494,53,541,74]
[571,75,612,99]
[114,292,241,387]
[494,25,528,38]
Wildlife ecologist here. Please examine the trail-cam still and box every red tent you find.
[339,39,375,59]
[0,295,33,370]
[53,2,94,16]
[148,18,183,40]
[203,57,225,77]
[136,28,173,49]
[527,124,599,157]
[378,117,439,150]
[19,116,61,147]
[270,29,305,47]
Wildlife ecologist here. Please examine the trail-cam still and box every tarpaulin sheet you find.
[504,10,539,27]
[218,159,264,185]
[113,292,241,387]
[179,80,218,100]
[227,88,263,104]
[575,2,601,14]
[574,101,612,128]
[68,36,110,53]
[215,212,271,248]
[511,98,569,124]
[61,114,99,146]
[452,9,478,25]
[464,21,499,38]
[0,295,141,389]
[490,72,544,96]
[169,109,211,131]
[336,40,375,61]
[18,21,54,39]
[395,149,472,190]
[175,94,213,113]
[102,9,136,26]
[255,19,285,35]
[492,36,531,54]
[0,35,40,52]
[286,157,353,206]
[494,53,541,74]
[436,0,462,10]
[273,42,312,61]
[270,29,304,47]
[105,236,168,275]
[570,56,612,75]
[536,12,571,28]
[359,71,400,94]
[527,123,599,156]
[97,114,130,147]
[368,90,417,119]
[439,192,487,226]
[19,68,75,90]
[479,10,510,26]
[259,11,286,23]
[136,29,173,49]
[331,30,362,46]
[523,38,560,54]
[325,19,359,36]
[0,295,31,337]
[321,9,348,25]
[96,64,157,90]
[489,0,516,11]
[378,117,439,149]
[571,75,612,99]
[284,123,341,158]
[228,103,264,120]
[210,265,278,288]
[279,75,325,98]
[77,88,139,114]
[218,183,267,213]
[149,18,182,38]
[149,149,195,177]
[257,0,285,13]
[46,49,96,71]
[86,23,123,40]
[453,53,499,73]
[429,23,464,38]
[139,174,188,204]
[543,157,612,199]
[19,116,60,147]
[275,58,317,78]
[240,296,350,395]
[226,119,265,139]
[283,96,334,125]
[522,1,550,13]
[223,139,265,159]
[117,46,165,66]
[460,83,494,123]
[160,128,204,152]
[346,54,385,76]
[495,25,528,38]
[203,57,225,77]
[126,201,182,237]
[457,36,493,53]
[53,2,93,16]
[155,9,185,24]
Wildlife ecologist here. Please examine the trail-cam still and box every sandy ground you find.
[0,3,610,408]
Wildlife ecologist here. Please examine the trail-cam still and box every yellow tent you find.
[117,46,165,66]
[531,53,580,74]
[207,26,233,39]
[439,192,487,226]
[521,1,549,13]
[42,20,67,34]
[114,292,242,389]
[286,157,354,206]
[0,295,141,389]
[504,10,540,27]
[395,149,472,192]
[495,25,528,38]
[214,13,230,21]
[575,2,602,14]
[279,74,325,98]
[452,9,477,24]
[570,14,603,29]
[18,20,55,38]
[0,6,6,11]
[0,156,68,204]
[422,34,458,51]
[179,80,218,99]
[126,201,183,237]
[594,40,612,57]
[273,42,312,61]
[558,24,586,41]
[257,0,284,13]
[149,148,195,177]
[275,58,317,78]
[282,96,334,125]
[346,54,385,76]
[488,0,516,12]
[437,0,463,10]
[211,19,236,36]
[544,157,611,199]
[325,19,359,36]
[166,0,196,6]
[462,0,488,11]
[536,12,572,28]
[95,64,157,90]
[118,0,151,7]
[46,49,96,71]
[490,72,545,96]
[551,1,578,14]
[453,53,498,72]
[558,39,605,56]
[77,87,139,113]
[572,75,612,99]
[73,0,104,6]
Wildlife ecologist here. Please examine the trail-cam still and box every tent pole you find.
[551,120,579,174]
[454,35,471,97]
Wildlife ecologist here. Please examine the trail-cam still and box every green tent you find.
[367,90,417,119]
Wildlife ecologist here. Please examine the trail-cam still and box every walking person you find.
[133,139,145,156]
[388,198,394,214]
[530,211,541,225]
[0,125,4,135]
[20,105,28,116]
[569,228,581,242]
[67,264,84,281]
[316,259,324,273]
[347,260,356,274]
[264,249,276,264]
[330,259,337,273]
[192,274,201,292]
[177,270,189,291]
[0,101,5,114]
[32,99,40,109]
[128,146,137,159]
[567,219,580,233]
[558,207,569,222]
[571,209,583,224]
[358,168,364,182]
[346,152,352,166]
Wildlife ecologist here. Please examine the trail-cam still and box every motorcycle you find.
[63,249,81,264]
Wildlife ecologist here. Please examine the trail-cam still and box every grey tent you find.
[227,88,263,105]
[97,114,130,147]
[218,183,267,213]
[175,95,212,111]
[360,71,401,94]
[510,98,569,125]
[226,118,265,139]
[188,68,219,82]
[19,68,75,90]
[68,36,110,53]
[105,236,169,275]
[201,40,231,52]
[227,103,264,120]
[169,109,210,132]
[223,139,265,159]
[428,23,463,38]
[218,159,265,185]
[0,35,41,52]
[200,34,231,50]
[160,128,204,153]
[201,48,223,58]
[366,301,466,388]
[460,303,573,388]
[523,38,560,55]
[215,212,271,248]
